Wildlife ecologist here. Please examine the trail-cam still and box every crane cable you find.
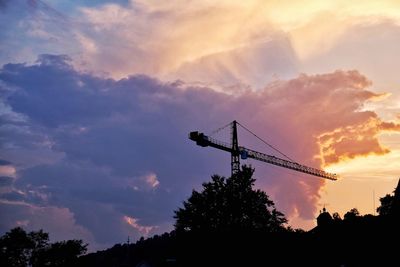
[208,121,232,137]
[236,121,297,163]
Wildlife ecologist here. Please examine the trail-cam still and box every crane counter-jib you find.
[189,131,233,153]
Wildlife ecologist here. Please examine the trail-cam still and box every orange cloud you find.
[379,121,400,131]
[318,118,400,165]
[238,70,400,220]
[0,165,16,177]
[123,215,157,236]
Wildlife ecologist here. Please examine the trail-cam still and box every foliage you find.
[0,227,87,267]
[332,212,342,221]
[77,176,400,267]
[174,165,287,232]
[344,208,360,221]
[34,240,87,267]
[0,227,35,267]
[377,194,394,216]
[376,180,400,217]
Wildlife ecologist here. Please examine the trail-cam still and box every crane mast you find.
[189,120,337,181]
[231,120,240,176]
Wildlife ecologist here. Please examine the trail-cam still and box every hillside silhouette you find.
[1,167,399,266]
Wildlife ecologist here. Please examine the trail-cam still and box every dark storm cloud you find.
[0,176,13,186]
[0,160,11,165]
[0,54,231,247]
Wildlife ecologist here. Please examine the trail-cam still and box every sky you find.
[1,0,400,250]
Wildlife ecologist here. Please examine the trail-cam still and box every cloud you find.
[169,34,299,88]
[1,55,399,248]
[0,165,15,177]
[1,0,399,249]
[318,118,400,165]
[0,199,96,248]
[76,0,280,77]
[3,0,400,94]
[61,0,400,82]
[303,20,400,83]
[301,20,400,121]
[143,173,160,189]
[123,215,157,237]
[0,0,70,66]
[125,173,160,192]
[0,159,12,165]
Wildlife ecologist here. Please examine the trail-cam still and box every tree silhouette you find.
[377,194,394,216]
[34,240,87,267]
[0,227,86,267]
[174,165,287,232]
[332,212,342,221]
[0,227,35,267]
[343,208,360,221]
[28,229,50,266]
[377,179,400,217]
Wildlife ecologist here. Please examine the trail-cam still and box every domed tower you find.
[317,207,333,227]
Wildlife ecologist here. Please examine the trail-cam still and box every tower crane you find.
[189,120,337,181]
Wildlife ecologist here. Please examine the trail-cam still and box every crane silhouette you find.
[189,120,337,180]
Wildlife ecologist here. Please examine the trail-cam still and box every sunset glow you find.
[1,0,399,249]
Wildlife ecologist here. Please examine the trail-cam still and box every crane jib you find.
[188,126,338,181]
